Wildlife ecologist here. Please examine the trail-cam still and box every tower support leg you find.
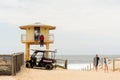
[26,43,30,61]
[46,42,49,58]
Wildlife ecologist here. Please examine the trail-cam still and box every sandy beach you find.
[0,63,120,80]
[0,58,120,80]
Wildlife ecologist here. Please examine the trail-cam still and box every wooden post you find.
[46,42,49,58]
[11,55,16,75]
[22,53,24,65]
[26,43,30,61]
[113,59,115,71]
[11,55,14,75]
[90,63,91,71]
[65,60,68,69]
[101,58,103,69]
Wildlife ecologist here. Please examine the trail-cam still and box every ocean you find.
[55,55,120,70]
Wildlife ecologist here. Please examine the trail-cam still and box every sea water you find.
[56,55,120,70]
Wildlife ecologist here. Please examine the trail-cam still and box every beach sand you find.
[0,68,120,80]
[0,60,120,80]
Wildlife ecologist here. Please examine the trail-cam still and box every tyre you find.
[45,64,53,70]
[26,62,31,68]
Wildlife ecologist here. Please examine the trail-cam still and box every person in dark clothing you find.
[39,34,44,47]
[93,54,100,71]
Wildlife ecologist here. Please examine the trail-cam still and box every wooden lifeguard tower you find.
[19,22,56,61]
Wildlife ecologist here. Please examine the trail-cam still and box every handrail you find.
[48,34,54,42]
[21,34,54,43]
[21,34,26,42]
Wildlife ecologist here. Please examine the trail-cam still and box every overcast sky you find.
[0,0,120,55]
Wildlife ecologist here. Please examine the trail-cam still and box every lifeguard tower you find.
[19,22,56,62]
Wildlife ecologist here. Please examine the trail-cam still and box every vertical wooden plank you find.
[20,53,22,68]
[11,55,15,75]
[113,59,115,71]
[18,54,19,71]
[22,53,24,65]
[17,55,19,72]
[65,60,68,69]
[14,55,17,75]
[101,58,103,69]
[90,63,91,71]
[15,55,17,74]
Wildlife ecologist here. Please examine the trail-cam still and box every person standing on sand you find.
[103,57,109,72]
[93,54,100,71]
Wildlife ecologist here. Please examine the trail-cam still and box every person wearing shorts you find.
[103,57,108,72]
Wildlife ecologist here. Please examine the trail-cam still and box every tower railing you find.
[21,34,54,43]
[21,34,26,43]
[48,34,54,43]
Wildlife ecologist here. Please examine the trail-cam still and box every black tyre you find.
[45,64,53,70]
[26,62,31,68]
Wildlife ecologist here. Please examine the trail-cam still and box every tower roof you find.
[19,22,56,30]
